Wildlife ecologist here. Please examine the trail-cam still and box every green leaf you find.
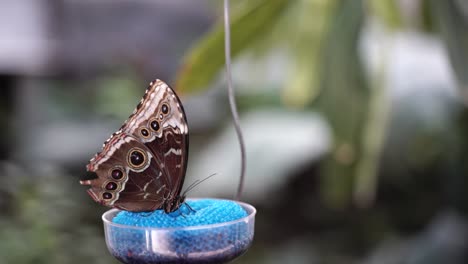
[315,0,371,208]
[430,0,468,90]
[353,57,391,208]
[175,0,292,95]
[368,0,403,29]
[282,0,337,107]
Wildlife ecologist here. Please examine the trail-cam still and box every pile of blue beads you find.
[104,199,254,264]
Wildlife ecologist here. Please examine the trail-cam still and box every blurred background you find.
[1,0,468,263]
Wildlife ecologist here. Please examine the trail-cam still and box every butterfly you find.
[80,79,189,212]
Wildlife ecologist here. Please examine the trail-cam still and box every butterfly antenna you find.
[184,179,201,192]
[182,173,217,196]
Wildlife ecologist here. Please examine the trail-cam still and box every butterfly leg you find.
[140,211,153,217]
[175,202,196,218]
[184,202,196,213]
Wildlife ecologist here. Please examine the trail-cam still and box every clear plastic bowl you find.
[102,199,256,264]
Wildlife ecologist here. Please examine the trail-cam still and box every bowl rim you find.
[102,198,256,231]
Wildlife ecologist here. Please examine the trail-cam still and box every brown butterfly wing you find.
[120,79,189,206]
[81,80,189,212]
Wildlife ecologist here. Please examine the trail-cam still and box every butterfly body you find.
[81,79,189,212]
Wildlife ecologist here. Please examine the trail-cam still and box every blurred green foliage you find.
[0,165,114,264]
[176,0,377,208]
[175,0,468,210]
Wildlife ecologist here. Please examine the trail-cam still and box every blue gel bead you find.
[113,199,247,228]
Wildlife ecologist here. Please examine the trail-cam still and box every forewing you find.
[120,79,189,198]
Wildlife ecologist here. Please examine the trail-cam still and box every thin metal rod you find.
[224,0,246,201]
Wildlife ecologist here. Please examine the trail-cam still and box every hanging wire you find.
[224,0,246,201]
